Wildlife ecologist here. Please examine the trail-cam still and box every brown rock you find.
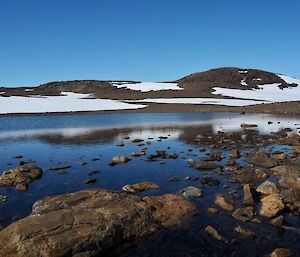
[215,195,235,211]
[232,207,254,222]
[143,193,196,227]
[257,180,280,195]
[122,181,159,193]
[241,123,258,128]
[270,215,284,227]
[234,225,255,238]
[259,193,285,218]
[0,189,196,257]
[269,248,294,257]
[249,151,278,168]
[111,155,130,164]
[0,165,42,191]
[205,225,227,243]
[243,184,256,205]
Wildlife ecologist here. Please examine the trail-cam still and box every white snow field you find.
[111,82,183,92]
[130,98,267,107]
[0,92,146,114]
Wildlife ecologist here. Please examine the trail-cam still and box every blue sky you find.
[0,0,299,86]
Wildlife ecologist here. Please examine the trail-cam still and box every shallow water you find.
[0,112,299,257]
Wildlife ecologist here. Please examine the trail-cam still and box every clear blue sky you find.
[0,0,299,86]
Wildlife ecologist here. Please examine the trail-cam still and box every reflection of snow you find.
[0,92,146,114]
[111,82,182,92]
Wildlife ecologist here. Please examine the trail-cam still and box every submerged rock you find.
[180,186,203,198]
[269,248,294,257]
[111,155,130,164]
[0,189,196,257]
[0,164,42,191]
[205,225,227,243]
[232,207,254,222]
[215,195,235,211]
[234,225,255,238]
[122,181,159,193]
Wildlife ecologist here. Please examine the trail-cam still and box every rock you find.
[84,179,97,184]
[0,194,8,202]
[232,207,254,222]
[259,193,285,218]
[205,226,227,243]
[13,154,23,159]
[230,149,240,158]
[88,170,100,176]
[241,123,258,128]
[122,181,159,193]
[188,160,222,171]
[0,189,196,257]
[272,153,286,160]
[215,195,235,211]
[0,165,42,191]
[180,186,202,198]
[143,193,196,227]
[269,248,294,257]
[270,215,284,227]
[249,151,278,168]
[111,156,130,164]
[234,225,255,238]
[48,165,71,170]
[257,180,280,195]
[243,184,256,205]
[132,138,144,143]
[207,208,219,214]
[200,176,220,186]
[293,146,300,154]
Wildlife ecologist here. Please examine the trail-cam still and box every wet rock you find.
[280,188,300,214]
[259,193,285,218]
[48,165,71,170]
[188,159,222,171]
[201,176,220,186]
[269,248,294,257]
[79,162,87,166]
[257,180,280,195]
[272,153,286,160]
[249,151,278,168]
[13,154,23,159]
[270,215,284,227]
[0,189,196,257]
[232,207,254,222]
[0,164,42,191]
[84,179,97,184]
[122,181,159,193]
[241,123,258,128]
[180,186,202,198]
[169,176,179,182]
[0,194,8,202]
[243,184,256,205]
[132,138,144,143]
[110,156,130,165]
[88,170,100,176]
[207,208,219,214]
[230,149,240,158]
[293,146,300,154]
[143,193,196,227]
[234,225,255,238]
[205,226,227,243]
[215,195,235,211]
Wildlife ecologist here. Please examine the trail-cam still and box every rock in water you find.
[0,189,196,257]
[180,186,203,198]
[0,165,42,191]
[249,151,278,168]
[215,195,235,211]
[257,180,280,195]
[234,225,255,238]
[259,193,285,218]
[205,226,227,243]
[122,181,159,193]
[243,184,256,205]
[111,155,130,164]
[269,248,294,257]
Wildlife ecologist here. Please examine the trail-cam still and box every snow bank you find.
[111,82,182,92]
[0,92,146,114]
[212,83,300,102]
[130,98,267,107]
[277,74,300,86]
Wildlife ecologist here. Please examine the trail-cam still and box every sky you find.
[0,0,299,87]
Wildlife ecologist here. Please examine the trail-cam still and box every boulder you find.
[122,181,159,193]
[180,186,203,198]
[243,184,256,205]
[269,248,294,257]
[0,189,196,257]
[257,180,280,195]
[215,195,235,211]
[0,164,42,191]
[259,193,285,218]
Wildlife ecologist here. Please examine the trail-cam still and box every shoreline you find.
[1,101,300,117]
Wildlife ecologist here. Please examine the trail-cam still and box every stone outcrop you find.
[0,164,42,191]
[0,189,196,257]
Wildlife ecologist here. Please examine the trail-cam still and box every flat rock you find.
[215,195,235,211]
[0,189,196,257]
[259,193,285,218]
[122,181,159,193]
[0,164,42,191]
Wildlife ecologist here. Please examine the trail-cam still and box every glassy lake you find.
[0,112,300,257]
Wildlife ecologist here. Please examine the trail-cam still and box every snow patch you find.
[0,92,146,114]
[238,70,248,74]
[129,98,267,107]
[241,79,247,86]
[277,74,300,86]
[111,82,182,92]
